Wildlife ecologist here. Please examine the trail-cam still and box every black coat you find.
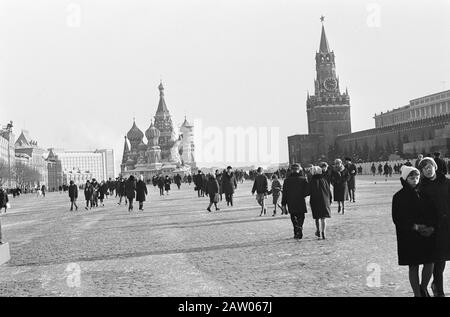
[309,174,331,219]
[0,189,8,208]
[84,184,93,200]
[252,174,268,194]
[281,172,310,214]
[392,179,438,265]
[136,180,148,202]
[222,172,237,194]
[99,183,107,200]
[434,157,447,174]
[330,168,349,201]
[193,174,203,187]
[68,184,78,200]
[164,178,171,191]
[125,178,136,199]
[345,163,357,190]
[418,172,450,261]
[206,178,219,195]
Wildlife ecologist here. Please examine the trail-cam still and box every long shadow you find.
[10,237,302,267]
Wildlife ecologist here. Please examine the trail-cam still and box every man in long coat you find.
[344,157,357,202]
[125,175,136,212]
[281,163,310,239]
[222,166,237,206]
[136,175,148,211]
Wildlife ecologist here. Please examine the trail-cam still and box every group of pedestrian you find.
[392,156,450,297]
[151,175,173,196]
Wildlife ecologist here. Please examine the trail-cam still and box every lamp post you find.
[6,121,13,188]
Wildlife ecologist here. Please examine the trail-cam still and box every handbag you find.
[213,193,220,203]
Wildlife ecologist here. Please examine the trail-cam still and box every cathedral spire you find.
[319,16,330,53]
[156,81,169,114]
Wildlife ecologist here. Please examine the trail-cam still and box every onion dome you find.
[127,119,144,142]
[181,116,193,128]
[145,120,161,140]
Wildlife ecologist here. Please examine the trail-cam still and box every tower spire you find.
[319,16,330,53]
[156,81,169,114]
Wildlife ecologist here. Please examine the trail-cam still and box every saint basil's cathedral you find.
[121,82,196,178]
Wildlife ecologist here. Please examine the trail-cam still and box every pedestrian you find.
[344,157,357,203]
[136,175,148,211]
[215,170,223,202]
[68,180,78,211]
[91,179,99,208]
[174,173,182,190]
[0,184,9,214]
[194,171,203,197]
[433,152,447,175]
[164,175,171,195]
[156,175,164,196]
[310,165,332,239]
[99,180,107,206]
[222,166,237,207]
[392,165,438,297]
[371,163,376,177]
[281,163,310,239]
[330,159,350,214]
[417,157,450,297]
[118,177,127,204]
[84,180,93,210]
[187,174,192,186]
[41,184,46,197]
[269,174,283,216]
[252,167,268,216]
[125,175,136,212]
[206,173,220,212]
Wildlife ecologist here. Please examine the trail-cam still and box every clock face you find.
[324,78,337,91]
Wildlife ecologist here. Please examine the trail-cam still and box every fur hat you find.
[401,165,420,180]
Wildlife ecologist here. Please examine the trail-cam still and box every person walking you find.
[91,179,99,208]
[118,177,127,205]
[125,175,136,212]
[194,171,203,197]
[136,175,148,211]
[164,176,172,195]
[222,166,237,207]
[84,180,93,210]
[345,157,357,202]
[68,180,78,211]
[269,174,283,216]
[281,163,310,239]
[174,173,182,190]
[417,157,450,297]
[206,174,220,212]
[371,163,376,176]
[41,184,46,198]
[157,175,165,196]
[330,159,350,214]
[252,167,268,216]
[0,185,9,214]
[98,180,107,206]
[392,165,438,297]
[310,165,332,239]
[215,170,223,202]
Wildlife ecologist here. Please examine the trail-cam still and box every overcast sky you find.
[1,0,449,172]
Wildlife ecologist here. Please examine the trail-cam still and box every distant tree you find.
[13,161,41,188]
[0,158,8,185]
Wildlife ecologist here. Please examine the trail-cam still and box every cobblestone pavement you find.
[0,176,449,296]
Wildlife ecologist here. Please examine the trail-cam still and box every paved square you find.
[0,176,449,296]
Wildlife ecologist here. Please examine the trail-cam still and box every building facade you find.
[0,122,15,186]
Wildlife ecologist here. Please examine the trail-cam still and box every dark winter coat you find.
[164,178,171,191]
[418,172,450,261]
[125,178,136,199]
[330,168,349,201]
[174,174,182,186]
[434,157,448,175]
[252,174,268,194]
[206,177,219,195]
[345,163,357,190]
[84,184,93,200]
[136,180,148,202]
[281,172,310,215]
[157,177,165,189]
[309,174,331,219]
[193,173,203,188]
[119,181,126,196]
[222,172,237,194]
[0,189,9,208]
[99,183,107,200]
[68,184,78,200]
[392,179,438,265]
